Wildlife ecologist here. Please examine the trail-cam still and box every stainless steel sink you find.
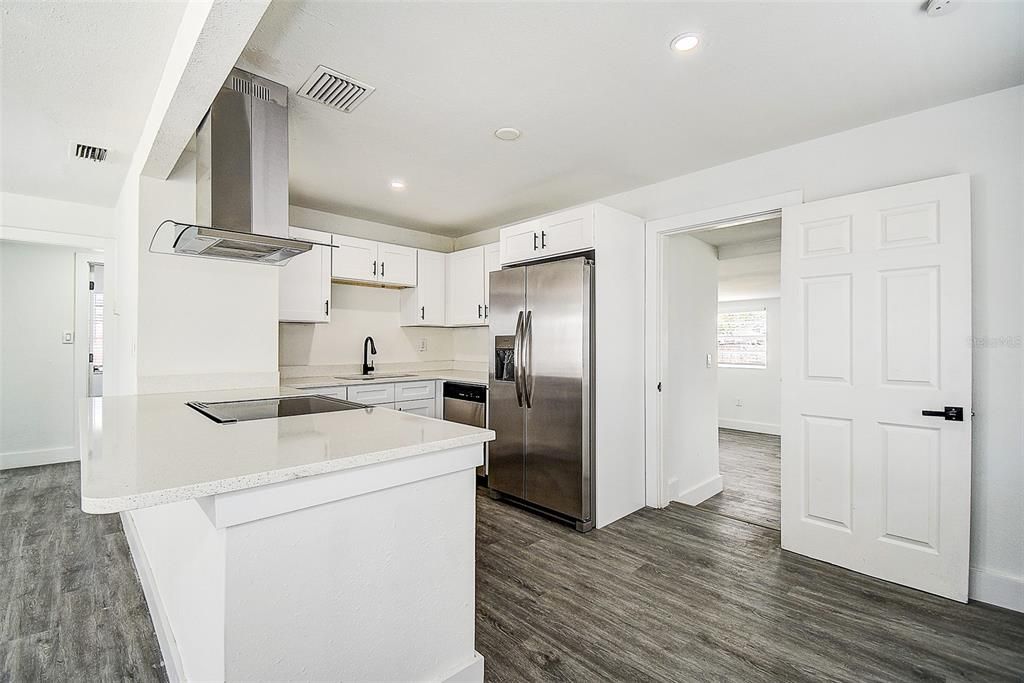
[333,373,417,381]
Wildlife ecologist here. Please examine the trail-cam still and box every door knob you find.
[922,406,964,422]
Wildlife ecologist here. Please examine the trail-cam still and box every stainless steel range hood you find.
[152,68,321,265]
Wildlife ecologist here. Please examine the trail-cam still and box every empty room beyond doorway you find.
[690,218,782,531]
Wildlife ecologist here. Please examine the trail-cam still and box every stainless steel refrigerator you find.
[488,256,595,532]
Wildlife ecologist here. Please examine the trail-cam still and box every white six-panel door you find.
[780,174,972,601]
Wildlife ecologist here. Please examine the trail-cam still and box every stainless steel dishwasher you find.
[442,382,488,477]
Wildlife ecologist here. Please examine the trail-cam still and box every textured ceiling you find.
[239,1,1024,236]
[1,1,187,207]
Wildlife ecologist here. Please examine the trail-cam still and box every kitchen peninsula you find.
[80,386,493,682]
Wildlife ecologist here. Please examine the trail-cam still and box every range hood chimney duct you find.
[154,68,324,265]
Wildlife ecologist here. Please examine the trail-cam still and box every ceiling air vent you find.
[297,65,375,113]
[73,143,108,162]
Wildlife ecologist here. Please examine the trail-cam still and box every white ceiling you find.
[1,1,187,207]
[719,252,781,303]
[690,217,780,248]
[239,1,1023,237]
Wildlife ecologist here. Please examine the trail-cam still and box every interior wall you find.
[717,298,781,435]
[136,153,279,393]
[455,85,1023,608]
[604,85,1024,609]
[451,327,489,367]
[0,191,115,239]
[662,233,720,503]
[0,241,79,468]
[289,206,453,252]
[279,283,454,368]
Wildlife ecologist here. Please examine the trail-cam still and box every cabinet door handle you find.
[533,232,538,251]
[381,261,385,278]
[541,231,547,249]
[421,306,425,320]
[484,304,489,318]
[373,260,377,276]
[478,304,483,319]
[324,299,329,316]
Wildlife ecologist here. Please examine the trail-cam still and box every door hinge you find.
[89,281,95,291]
[88,353,94,363]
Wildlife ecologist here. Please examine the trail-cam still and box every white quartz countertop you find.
[282,369,489,390]
[80,386,494,514]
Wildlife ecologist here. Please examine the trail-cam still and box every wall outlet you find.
[62,331,74,344]
[735,398,743,407]
[418,338,428,352]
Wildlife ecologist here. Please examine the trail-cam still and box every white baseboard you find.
[673,474,724,506]
[441,652,485,683]
[0,446,77,470]
[718,419,781,436]
[970,566,1024,612]
[120,512,185,683]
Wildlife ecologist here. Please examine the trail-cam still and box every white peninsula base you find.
[121,444,483,682]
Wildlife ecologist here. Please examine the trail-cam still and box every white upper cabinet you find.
[401,250,446,326]
[446,246,487,326]
[332,235,378,283]
[499,219,543,265]
[332,236,417,287]
[483,243,501,321]
[499,206,595,265]
[378,243,417,287]
[279,226,332,323]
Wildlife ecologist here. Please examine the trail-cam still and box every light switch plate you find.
[706,353,713,368]
[62,331,74,344]
[419,338,428,352]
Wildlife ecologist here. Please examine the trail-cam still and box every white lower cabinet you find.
[394,398,435,417]
[346,383,395,405]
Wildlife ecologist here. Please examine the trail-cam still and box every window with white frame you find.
[717,308,767,368]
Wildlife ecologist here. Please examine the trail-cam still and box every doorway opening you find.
[86,261,105,397]
[653,208,783,532]
[688,217,782,531]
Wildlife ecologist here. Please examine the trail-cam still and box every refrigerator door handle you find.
[513,310,525,407]
[524,310,534,408]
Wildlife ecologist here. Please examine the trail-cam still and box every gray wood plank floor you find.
[0,462,167,682]
[698,428,782,531]
[476,491,1024,682]
[4,461,1023,682]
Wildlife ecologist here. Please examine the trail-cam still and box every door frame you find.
[643,190,803,507]
[75,252,106,403]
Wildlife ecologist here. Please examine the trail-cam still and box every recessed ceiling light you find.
[390,179,406,190]
[670,33,700,52]
[494,127,521,141]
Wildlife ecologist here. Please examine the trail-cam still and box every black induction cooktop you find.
[186,395,366,424]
